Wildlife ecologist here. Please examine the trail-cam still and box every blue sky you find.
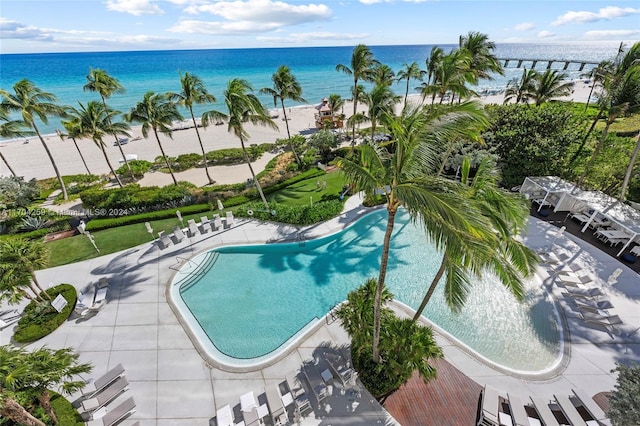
[1,0,639,53]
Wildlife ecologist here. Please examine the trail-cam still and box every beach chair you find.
[198,216,211,234]
[265,381,287,426]
[75,284,97,316]
[170,226,186,244]
[554,394,589,426]
[477,385,499,426]
[187,219,199,237]
[81,363,126,397]
[81,376,129,412]
[563,287,603,300]
[158,232,172,250]
[225,211,234,228]
[556,272,593,287]
[572,298,614,312]
[85,396,136,426]
[507,394,532,426]
[580,311,623,332]
[324,352,355,386]
[529,396,561,426]
[571,389,610,425]
[240,391,268,426]
[284,375,311,416]
[213,214,222,231]
[302,362,329,403]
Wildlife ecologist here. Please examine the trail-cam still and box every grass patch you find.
[267,170,345,205]
[13,284,76,343]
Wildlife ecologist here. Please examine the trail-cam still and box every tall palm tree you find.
[260,65,306,167]
[531,69,573,106]
[127,92,183,186]
[222,79,277,209]
[0,80,68,200]
[0,346,46,426]
[169,72,217,184]
[58,109,92,175]
[83,69,135,181]
[0,238,51,301]
[328,93,345,116]
[372,64,395,86]
[458,31,503,84]
[412,157,538,320]
[362,83,400,142]
[420,50,474,105]
[503,68,537,104]
[0,109,30,177]
[338,102,491,364]
[336,44,379,142]
[75,101,129,187]
[396,61,424,109]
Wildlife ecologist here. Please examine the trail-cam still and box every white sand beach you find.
[0,84,595,186]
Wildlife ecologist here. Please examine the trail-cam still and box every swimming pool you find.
[172,209,561,372]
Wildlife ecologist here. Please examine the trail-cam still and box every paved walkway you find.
[1,196,639,425]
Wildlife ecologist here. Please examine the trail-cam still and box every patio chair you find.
[265,381,287,426]
[85,396,136,426]
[556,272,593,287]
[225,211,234,228]
[324,352,355,386]
[158,233,172,250]
[580,311,623,332]
[507,393,532,426]
[477,385,499,426]
[563,287,603,300]
[529,396,561,426]
[213,214,222,232]
[573,298,614,312]
[240,391,268,426]
[198,216,211,234]
[554,394,593,426]
[81,376,129,412]
[284,375,311,416]
[571,389,609,425]
[75,284,97,316]
[81,363,126,397]
[170,226,186,244]
[302,362,329,403]
[187,219,199,238]
[216,404,245,426]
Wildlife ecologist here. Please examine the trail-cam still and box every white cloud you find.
[106,0,165,16]
[359,0,429,3]
[513,22,535,31]
[552,6,640,26]
[0,18,54,41]
[584,29,640,40]
[168,19,280,34]
[257,31,369,43]
[537,30,555,38]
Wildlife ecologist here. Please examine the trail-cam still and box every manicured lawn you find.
[46,171,347,267]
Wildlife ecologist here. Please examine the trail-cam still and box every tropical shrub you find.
[84,203,211,232]
[173,153,203,172]
[607,363,640,426]
[80,184,193,213]
[307,130,340,163]
[237,200,344,225]
[13,284,76,342]
[0,176,41,209]
[116,160,153,178]
[50,391,85,426]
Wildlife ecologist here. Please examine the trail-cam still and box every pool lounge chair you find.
[157,231,172,250]
[265,381,287,426]
[81,364,126,397]
[302,363,329,404]
[573,298,614,312]
[324,352,355,386]
[554,394,590,426]
[225,211,234,228]
[239,391,268,426]
[580,311,623,332]
[507,394,536,426]
[170,226,186,244]
[213,214,222,232]
[477,385,499,426]
[0,315,20,330]
[187,219,199,237]
[86,396,136,426]
[563,287,603,300]
[529,396,561,426]
[284,375,311,416]
[198,216,211,234]
[571,389,611,426]
[81,376,129,412]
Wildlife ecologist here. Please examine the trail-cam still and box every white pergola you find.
[521,176,640,257]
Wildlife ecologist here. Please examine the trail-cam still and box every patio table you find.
[596,229,628,240]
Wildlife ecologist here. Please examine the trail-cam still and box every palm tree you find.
[222,79,277,208]
[531,69,573,106]
[0,109,31,177]
[396,61,424,109]
[75,101,129,187]
[420,50,474,105]
[169,72,217,184]
[260,65,306,167]
[362,83,400,142]
[412,157,538,320]
[336,44,379,142]
[372,64,395,86]
[0,238,51,301]
[503,68,537,104]
[0,80,68,200]
[127,92,183,186]
[83,69,135,181]
[338,102,491,364]
[58,109,92,175]
[458,31,503,84]
[0,345,46,426]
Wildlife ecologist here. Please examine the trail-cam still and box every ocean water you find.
[0,42,621,140]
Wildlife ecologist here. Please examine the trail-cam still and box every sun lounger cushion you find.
[86,396,136,426]
[81,363,125,396]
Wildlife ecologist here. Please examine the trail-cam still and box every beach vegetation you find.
[0,344,91,426]
[372,63,396,86]
[361,83,401,143]
[0,238,51,303]
[396,61,424,110]
[0,176,40,209]
[222,78,278,209]
[116,159,152,178]
[0,80,69,201]
[59,107,93,175]
[335,279,443,400]
[0,109,32,178]
[530,69,574,106]
[169,71,221,185]
[306,129,340,163]
[458,31,504,84]
[238,199,343,225]
[260,65,306,167]
[504,68,537,105]
[607,362,640,426]
[84,68,136,182]
[12,283,76,343]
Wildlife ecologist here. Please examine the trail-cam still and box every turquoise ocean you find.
[0,42,622,140]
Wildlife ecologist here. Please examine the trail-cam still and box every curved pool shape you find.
[173,209,561,372]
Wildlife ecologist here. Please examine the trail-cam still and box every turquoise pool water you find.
[176,209,561,372]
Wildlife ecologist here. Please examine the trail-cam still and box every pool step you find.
[175,251,220,292]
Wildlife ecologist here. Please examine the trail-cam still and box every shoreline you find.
[0,83,595,185]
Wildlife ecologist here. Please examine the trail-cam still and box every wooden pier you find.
[497,58,600,71]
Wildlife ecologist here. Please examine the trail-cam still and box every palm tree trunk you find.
[33,124,68,200]
[373,206,397,364]
[578,121,612,186]
[101,98,135,182]
[71,137,92,175]
[413,254,447,321]
[189,108,214,185]
[352,78,359,144]
[30,269,51,300]
[569,111,603,165]
[404,79,410,110]
[584,80,596,111]
[0,397,46,426]
[38,390,57,424]
[281,99,302,167]
[619,132,640,201]
[0,150,17,177]
[153,129,178,186]
[239,135,269,209]
[99,142,123,187]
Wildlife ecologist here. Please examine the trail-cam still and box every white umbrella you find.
[607,268,623,285]
[217,199,224,210]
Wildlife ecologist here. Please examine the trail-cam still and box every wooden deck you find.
[383,358,482,426]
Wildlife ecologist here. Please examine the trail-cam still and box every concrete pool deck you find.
[1,194,639,425]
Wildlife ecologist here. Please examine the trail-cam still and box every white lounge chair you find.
[529,396,561,426]
[563,287,603,300]
[158,232,172,250]
[81,376,129,412]
[225,211,234,228]
[284,375,311,416]
[187,219,199,237]
[198,216,211,234]
[0,316,20,330]
[571,389,610,425]
[81,364,126,397]
[507,394,534,426]
[580,311,623,332]
[216,404,245,426]
[213,214,222,231]
[170,226,186,244]
[240,391,268,425]
[266,381,287,425]
[573,298,614,312]
[86,396,136,426]
[477,385,499,426]
[554,394,590,426]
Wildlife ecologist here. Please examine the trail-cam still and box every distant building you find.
[314,98,344,129]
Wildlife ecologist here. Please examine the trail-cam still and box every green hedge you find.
[50,391,85,426]
[85,203,212,232]
[13,284,76,343]
[237,200,344,225]
[80,184,193,212]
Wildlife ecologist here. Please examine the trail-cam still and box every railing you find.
[173,251,220,292]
